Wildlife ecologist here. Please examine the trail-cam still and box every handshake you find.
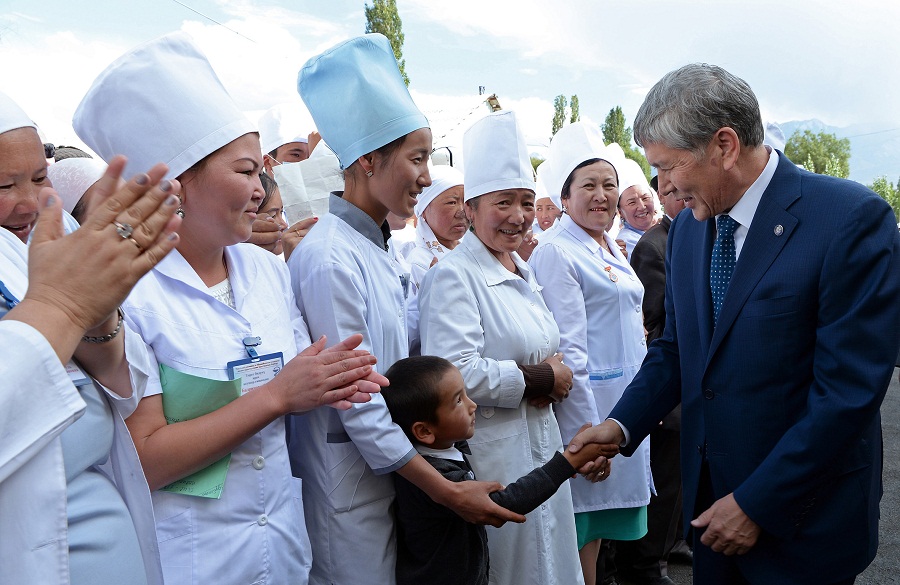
[566,420,626,483]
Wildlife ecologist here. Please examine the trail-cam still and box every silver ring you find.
[114,221,134,239]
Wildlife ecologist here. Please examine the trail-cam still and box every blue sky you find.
[2,0,898,177]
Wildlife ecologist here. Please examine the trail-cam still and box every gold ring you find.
[113,221,134,239]
[127,236,142,250]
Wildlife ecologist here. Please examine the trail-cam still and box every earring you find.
[176,207,185,218]
[366,170,374,177]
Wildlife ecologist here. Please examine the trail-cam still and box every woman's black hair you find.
[258,172,278,211]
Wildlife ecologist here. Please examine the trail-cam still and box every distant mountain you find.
[777,119,900,186]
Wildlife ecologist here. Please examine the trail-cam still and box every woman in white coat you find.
[405,164,467,353]
[288,34,521,585]
[419,110,583,585]
[73,33,384,585]
[529,122,653,585]
[0,91,181,585]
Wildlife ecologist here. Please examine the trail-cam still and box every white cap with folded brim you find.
[74,31,257,180]
[0,91,36,136]
[463,110,534,202]
[298,33,428,170]
[616,157,651,195]
[547,121,622,202]
[258,103,310,155]
[534,159,560,208]
[414,164,463,217]
[47,158,108,213]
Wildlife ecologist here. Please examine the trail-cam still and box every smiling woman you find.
[0,126,47,242]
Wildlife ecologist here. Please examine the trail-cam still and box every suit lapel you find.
[706,157,801,366]
[694,217,716,355]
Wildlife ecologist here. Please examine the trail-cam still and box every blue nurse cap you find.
[298,33,429,170]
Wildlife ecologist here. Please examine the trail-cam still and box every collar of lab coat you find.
[329,192,391,251]
[152,245,258,313]
[560,213,629,266]
[461,230,539,289]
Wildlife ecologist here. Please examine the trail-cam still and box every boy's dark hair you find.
[382,355,456,443]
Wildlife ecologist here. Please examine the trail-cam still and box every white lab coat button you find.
[635,305,641,313]
[257,514,268,526]
[252,456,265,470]
[640,338,646,346]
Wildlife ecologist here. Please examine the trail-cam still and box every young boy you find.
[382,355,608,585]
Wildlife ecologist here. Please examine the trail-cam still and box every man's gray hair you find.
[633,63,764,154]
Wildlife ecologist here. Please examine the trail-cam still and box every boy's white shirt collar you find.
[415,444,465,461]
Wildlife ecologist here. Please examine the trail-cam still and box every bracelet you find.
[81,308,124,344]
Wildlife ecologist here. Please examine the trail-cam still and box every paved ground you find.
[663,367,900,585]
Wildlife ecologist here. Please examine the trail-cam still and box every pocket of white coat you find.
[156,508,193,585]
[324,436,393,511]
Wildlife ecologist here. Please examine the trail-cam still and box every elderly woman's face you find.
[618,185,656,231]
[0,127,49,242]
[564,160,619,241]
[466,188,535,258]
[422,185,467,249]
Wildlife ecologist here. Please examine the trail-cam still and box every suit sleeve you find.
[733,195,900,538]
[631,233,667,343]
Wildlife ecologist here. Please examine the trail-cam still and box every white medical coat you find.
[529,215,653,512]
[122,243,312,585]
[0,228,163,585]
[419,232,584,585]
[287,204,415,585]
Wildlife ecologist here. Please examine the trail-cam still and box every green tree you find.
[869,176,900,222]
[551,95,567,136]
[601,106,651,181]
[569,95,580,124]
[784,130,851,177]
[601,106,630,146]
[530,155,545,172]
[365,0,409,86]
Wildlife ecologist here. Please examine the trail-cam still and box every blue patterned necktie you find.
[710,214,738,325]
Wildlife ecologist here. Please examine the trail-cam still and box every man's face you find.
[645,140,730,222]
[274,141,309,163]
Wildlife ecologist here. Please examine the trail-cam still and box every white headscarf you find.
[0,91,36,136]
[47,158,107,213]
[414,165,464,258]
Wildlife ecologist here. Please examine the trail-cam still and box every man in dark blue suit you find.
[570,64,900,584]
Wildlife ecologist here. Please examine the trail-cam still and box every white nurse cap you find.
[0,91,36,135]
[547,121,622,201]
[616,158,651,195]
[414,164,463,217]
[73,31,257,180]
[258,103,310,155]
[462,110,534,202]
[298,33,428,170]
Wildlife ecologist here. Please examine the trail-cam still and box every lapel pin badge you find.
[774,225,784,236]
